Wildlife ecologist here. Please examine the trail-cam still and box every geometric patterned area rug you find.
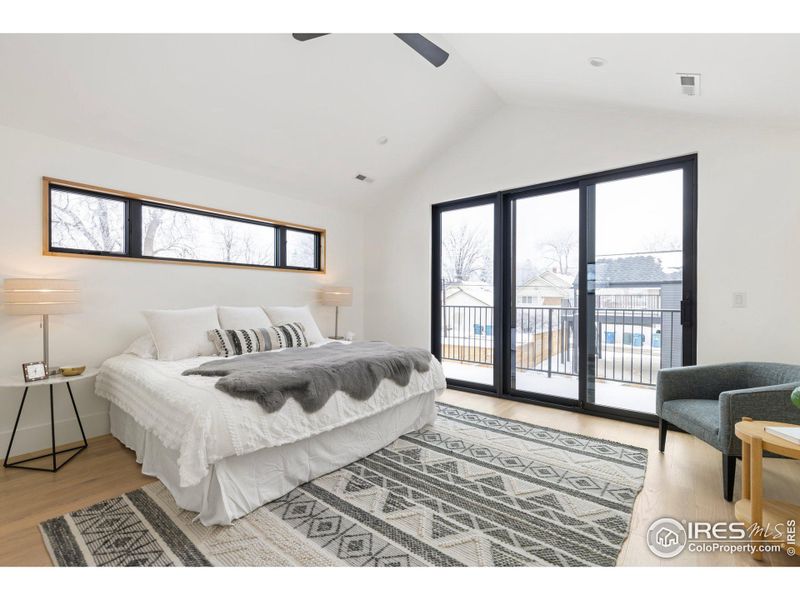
[40,403,647,567]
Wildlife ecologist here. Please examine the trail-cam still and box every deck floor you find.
[443,360,657,413]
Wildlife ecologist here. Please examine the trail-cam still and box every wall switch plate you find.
[732,292,747,308]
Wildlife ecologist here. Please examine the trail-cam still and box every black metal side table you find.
[2,368,97,472]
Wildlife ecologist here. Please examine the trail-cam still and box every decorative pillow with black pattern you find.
[208,322,309,357]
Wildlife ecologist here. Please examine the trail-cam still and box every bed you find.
[96,341,445,525]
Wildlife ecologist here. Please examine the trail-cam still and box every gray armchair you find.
[656,362,800,501]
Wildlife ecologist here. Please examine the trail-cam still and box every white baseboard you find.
[0,409,110,458]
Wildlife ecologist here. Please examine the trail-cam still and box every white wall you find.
[364,104,800,367]
[5,102,800,456]
[0,125,365,455]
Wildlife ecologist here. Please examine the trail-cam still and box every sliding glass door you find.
[433,197,497,390]
[509,187,580,404]
[432,155,696,423]
[585,167,693,417]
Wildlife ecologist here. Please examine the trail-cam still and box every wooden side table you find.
[734,418,800,561]
[1,368,98,472]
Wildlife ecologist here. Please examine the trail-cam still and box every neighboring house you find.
[443,282,494,340]
[442,255,682,372]
[585,254,683,369]
[444,282,493,308]
[516,270,574,307]
[593,254,681,304]
[444,269,576,311]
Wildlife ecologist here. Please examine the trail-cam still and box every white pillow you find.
[218,306,272,330]
[124,334,158,359]
[263,305,326,345]
[142,306,221,361]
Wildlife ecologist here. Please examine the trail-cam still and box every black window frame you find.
[47,184,130,257]
[282,226,324,271]
[44,178,326,273]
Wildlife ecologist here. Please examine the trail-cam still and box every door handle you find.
[680,299,692,326]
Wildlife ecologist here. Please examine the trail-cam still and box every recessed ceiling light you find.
[376,136,389,145]
[588,57,607,67]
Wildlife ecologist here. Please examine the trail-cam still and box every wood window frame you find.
[43,177,326,274]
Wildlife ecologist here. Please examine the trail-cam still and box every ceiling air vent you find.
[354,173,374,183]
[677,73,701,96]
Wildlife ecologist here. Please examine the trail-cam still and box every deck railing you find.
[596,294,661,309]
[441,305,680,386]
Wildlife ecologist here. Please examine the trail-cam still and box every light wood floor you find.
[2,389,799,566]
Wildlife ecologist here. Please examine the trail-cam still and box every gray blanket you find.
[182,341,433,414]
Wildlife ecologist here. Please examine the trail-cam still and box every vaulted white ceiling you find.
[1,34,798,208]
[0,34,500,206]
[444,34,800,126]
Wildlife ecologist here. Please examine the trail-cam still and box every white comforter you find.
[95,346,446,488]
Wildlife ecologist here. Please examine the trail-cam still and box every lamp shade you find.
[319,286,353,307]
[3,278,81,315]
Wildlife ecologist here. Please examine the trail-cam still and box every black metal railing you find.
[516,307,578,377]
[440,305,680,387]
[441,305,494,366]
[594,308,680,386]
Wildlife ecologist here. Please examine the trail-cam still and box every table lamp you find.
[319,286,352,340]
[3,278,81,374]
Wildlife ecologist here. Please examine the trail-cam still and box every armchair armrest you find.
[656,363,750,416]
[718,383,800,454]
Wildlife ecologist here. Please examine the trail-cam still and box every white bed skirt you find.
[110,393,438,525]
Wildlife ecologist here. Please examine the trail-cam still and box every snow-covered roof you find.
[444,282,494,306]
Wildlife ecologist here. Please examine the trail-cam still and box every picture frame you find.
[22,361,48,382]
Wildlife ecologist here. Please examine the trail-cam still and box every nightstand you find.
[2,368,98,472]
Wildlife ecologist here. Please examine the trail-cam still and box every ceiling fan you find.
[292,33,449,68]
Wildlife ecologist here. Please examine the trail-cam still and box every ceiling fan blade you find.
[393,34,449,67]
[292,34,330,41]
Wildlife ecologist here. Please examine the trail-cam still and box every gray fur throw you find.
[182,341,433,413]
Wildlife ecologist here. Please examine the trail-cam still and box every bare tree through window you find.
[47,181,320,271]
[539,230,577,275]
[442,224,490,284]
[50,189,125,253]
[142,207,196,259]
[142,206,275,265]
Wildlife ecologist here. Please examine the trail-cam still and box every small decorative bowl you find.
[60,365,86,377]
